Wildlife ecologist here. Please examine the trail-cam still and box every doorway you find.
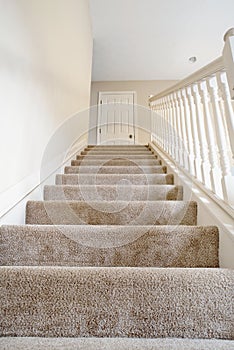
[97,91,136,145]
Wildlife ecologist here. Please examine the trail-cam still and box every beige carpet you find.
[0,144,233,347]
[56,173,175,185]
[0,225,218,267]
[43,184,183,201]
[1,267,233,338]
[1,337,234,350]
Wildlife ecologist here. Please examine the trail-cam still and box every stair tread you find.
[1,266,232,339]
[26,200,197,225]
[0,337,233,350]
[65,165,167,174]
[72,160,162,166]
[0,225,218,267]
[56,173,174,185]
[77,154,157,158]
[44,184,183,201]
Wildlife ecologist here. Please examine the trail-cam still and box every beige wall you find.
[0,0,92,219]
[89,80,178,144]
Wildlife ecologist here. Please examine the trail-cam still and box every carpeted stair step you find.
[64,165,167,175]
[76,154,158,160]
[0,267,232,339]
[0,225,218,267]
[0,337,233,350]
[44,185,183,201]
[71,159,161,166]
[56,173,174,185]
[25,200,197,225]
[81,149,153,156]
[87,145,148,148]
[65,165,167,174]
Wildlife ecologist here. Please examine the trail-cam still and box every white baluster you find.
[181,89,195,175]
[177,90,189,170]
[169,94,176,159]
[171,93,180,163]
[186,87,202,181]
[164,96,169,153]
[192,84,211,188]
[160,98,164,149]
[216,71,234,161]
[167,95,173,156]
[199,80,222,195]
[208,75,234,204]
[174,92,184,167]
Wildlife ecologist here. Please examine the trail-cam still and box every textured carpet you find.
[76,154,158,159]
[0,225,218,267]
[71,159,162,166]
[1,267,233,338]
[56,173,174,185]
[65,165,167,174]
[26,200,197,225]
[43,185,183,201]
[0,144,233,347]
[0,338,234,350]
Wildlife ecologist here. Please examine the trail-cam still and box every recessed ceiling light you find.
[189,56,197,63]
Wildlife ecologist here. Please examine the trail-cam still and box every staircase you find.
[0,145,233,349]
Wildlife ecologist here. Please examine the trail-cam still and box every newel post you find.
[223,28,234,99]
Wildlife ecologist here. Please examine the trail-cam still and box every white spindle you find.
[199,80,222,195]
[181,89,195,175]
[192,84,211,188]
[167,96,173,155]
[165,96,170,153]
[186,87,202,181]
[174,92,184,167]
[216,71,234,161]
[169,94,176,158]
[171,93,180,163]
[177,90,189,169]
[208,75,234,203]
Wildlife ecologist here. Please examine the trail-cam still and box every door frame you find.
[97,91,137,145]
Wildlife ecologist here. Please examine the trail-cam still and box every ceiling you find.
[89,0,234,81]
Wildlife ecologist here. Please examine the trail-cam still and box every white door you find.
[97,91,136,145]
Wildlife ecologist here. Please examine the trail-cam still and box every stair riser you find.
[56,174,174,185]
[65,166,167,175]
[77,155,158,160]
[44,185,183,201]
[1,267,232,339]
[82,151,152,155]
[26,201,197,226]
[71,160,162,166]
[86,145,148,148]
[81,148,152,155]
[0,226,219,267]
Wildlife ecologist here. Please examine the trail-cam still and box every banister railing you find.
[149,29,234,208]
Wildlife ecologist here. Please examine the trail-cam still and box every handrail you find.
[149,57,224,103]
[149,29,234,209]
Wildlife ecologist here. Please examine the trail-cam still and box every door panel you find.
[98,92,135,145]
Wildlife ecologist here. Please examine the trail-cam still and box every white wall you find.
[0,0,93,223]
[89,80,178,144]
